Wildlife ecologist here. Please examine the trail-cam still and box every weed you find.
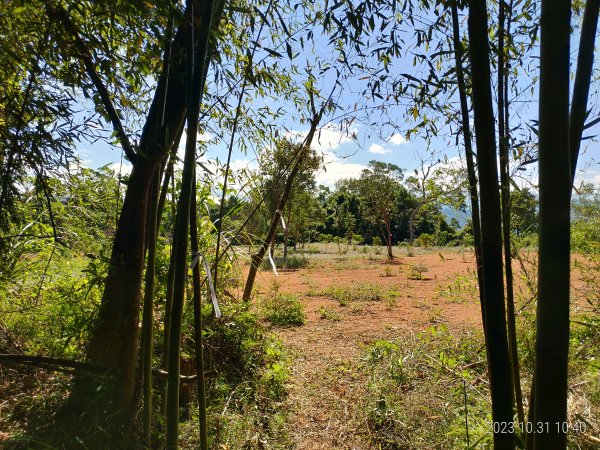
[427,308,443,323]
[323,282,387,306]
[380,266,393,277]
[435,273,478,303]
[261,294,305,326]
[407,261,429,280]
[318,306,341,321]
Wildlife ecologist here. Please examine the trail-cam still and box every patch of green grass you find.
[323,281,389,306]
[318,306,341,321]
[261,293,305,326]
[260,254,309,271]
[358,326,493,449]
[435,272,478,303]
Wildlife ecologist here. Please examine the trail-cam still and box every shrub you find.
[407,262,429,280]
[318,306,341,321]
[261,294,305,326]
[415,233,433,247]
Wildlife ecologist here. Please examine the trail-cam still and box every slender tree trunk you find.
[532,1,571,448]
[166,0,215,446]
[384,211,393,260]
[141,171,160,447]
[409,209,416,245]
[570,0,599,186]
[190,171,209,450]
[497,0,525,429]
[468,1,514,447]
[450,2,485,328]
[283,220,289,263]
[243,111,322,302]
[77,0,223,423]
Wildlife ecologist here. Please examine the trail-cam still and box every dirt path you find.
[253,251,484,449]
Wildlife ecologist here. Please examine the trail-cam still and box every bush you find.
[372,236,383,246]
[261,294,305,326]
[316,233,334,243]
[407,262,429,280]
[414,233,433,247]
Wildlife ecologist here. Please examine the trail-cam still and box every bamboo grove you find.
[0,0,599,448]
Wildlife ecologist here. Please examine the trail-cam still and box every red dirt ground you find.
[248,249,590,449]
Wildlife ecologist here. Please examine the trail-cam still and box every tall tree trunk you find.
[76,0,224,425]
[243,111,322,302]
[450,2,485,328]
[166,0,215,446]
[497,0,525,429]
[467,1,514,447]
[532,1,571,448]
[384,211,393,260]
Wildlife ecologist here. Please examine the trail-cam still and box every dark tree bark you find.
[569,0,599,186]
[166,0,216,446]
[497,0,525,428]
[532,1,571,448]
[74,0,225,425]
[467,1,515,448]
[450,2,485,325]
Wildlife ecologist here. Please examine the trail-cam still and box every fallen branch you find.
[0,353,216,384]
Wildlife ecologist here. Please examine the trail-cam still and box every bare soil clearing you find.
[254,250,482,449]
[249,248,589,449]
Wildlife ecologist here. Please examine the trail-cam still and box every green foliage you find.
[414,232,433,247]
[360,327,493,449]
[178,303,292,449]
[261,294,305,326]
[407,262,429,280]
[322,281,388,306]
[572,183,600,255]
[318,306,341,321]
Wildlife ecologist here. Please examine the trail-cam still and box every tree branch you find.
[47,4,137,162]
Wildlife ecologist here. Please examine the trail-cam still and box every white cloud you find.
[108,162,133,176]
[388,133,408,145]
[368,143,390,154]
[316,151,366,186]
[575,169,600,188]
[288,123,357,151]
[230,159,258,173]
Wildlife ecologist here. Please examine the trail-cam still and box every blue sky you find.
[76,3,600,192]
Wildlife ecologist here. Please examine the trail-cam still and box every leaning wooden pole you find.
[166,0,215,447]
[532,0,571,448]
[467,1,514,447]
